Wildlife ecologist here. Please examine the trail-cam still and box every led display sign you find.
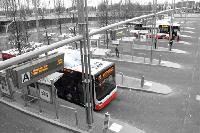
[161,25,169,28]
[97,66,114,81]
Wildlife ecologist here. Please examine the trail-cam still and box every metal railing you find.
[60,104,79,127]
[0,8,180,71]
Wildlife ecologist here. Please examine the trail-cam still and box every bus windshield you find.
[95,66,116,101]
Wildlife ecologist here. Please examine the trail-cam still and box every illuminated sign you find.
[161,25,169,28]
[12,52,64,88]
[97,66,114,81]
[31,64,48,76]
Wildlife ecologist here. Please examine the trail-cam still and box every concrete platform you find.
[116,74,173,95]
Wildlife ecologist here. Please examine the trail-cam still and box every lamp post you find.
[77,0,93,129]
[150,0,157,63]
[169,0,174,41]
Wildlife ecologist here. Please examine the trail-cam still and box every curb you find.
[0,98,88,133]
[117,85,170,95]
[105,58,181,69]
[133,47,188,54]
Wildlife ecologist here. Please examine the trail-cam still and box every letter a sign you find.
[21,72,30,83]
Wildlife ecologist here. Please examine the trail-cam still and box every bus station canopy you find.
[38,72,64,85]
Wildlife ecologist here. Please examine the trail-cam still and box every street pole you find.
[186,0,188,21]
[180,0,183,24]
[151,0,156,64]
[169,0,173,42]
[33,0,40,42]
[85,0,94,124]
[105,0,109,49]
[154,0,157,49]
[77,0,93,129]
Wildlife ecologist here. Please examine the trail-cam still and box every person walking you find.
[115,46,119,58]
[169,38,173,51]
[154,38,157,49]
[177,35,180,42]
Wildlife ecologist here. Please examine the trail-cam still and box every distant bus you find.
[157,20,180,39]
[52,47,117,110]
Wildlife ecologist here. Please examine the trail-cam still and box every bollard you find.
[22,88,28,107]
[51,80,59,120]
[159,55,162,65]
[169,40,173,51]
[169,44,172,51]
[75,110,78,127]
[119,72,124,85]
[36,82,42,113]
[103,112,110,133]
[141,75,144,88]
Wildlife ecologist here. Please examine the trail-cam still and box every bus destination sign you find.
[97,66,114,81]
[13,52,64,88]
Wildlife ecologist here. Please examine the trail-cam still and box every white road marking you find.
[182,30,195,34]
[196,95,200,101]
[184,27,195,30]
[109,123,123,132]
[144,82,152,87]
[177,41,191,45]
[180,34,192,38]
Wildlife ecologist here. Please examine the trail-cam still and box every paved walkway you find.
[116,74,173,95]
[179,34,193,38]
[106,53,182,69]
[175,40,191,45]
[0,87,145,133]
[132,44,188,54]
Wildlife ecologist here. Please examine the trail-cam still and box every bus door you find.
[54,70,84,105]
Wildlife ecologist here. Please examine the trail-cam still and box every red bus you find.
[52,47,117,110]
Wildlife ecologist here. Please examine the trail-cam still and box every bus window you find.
[95,66,116,101]
[159,25,170,33]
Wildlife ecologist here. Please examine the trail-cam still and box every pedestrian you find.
[177,35,180,42]
[169,38,173,51]
[115,46,119,58]
[154,38,157,49]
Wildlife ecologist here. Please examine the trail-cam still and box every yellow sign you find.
[162,25,169,28]
[31,65,48,76]
[98,66,114,81]
[57,58,63,65]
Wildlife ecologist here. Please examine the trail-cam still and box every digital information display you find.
[97,66,114,81]
[13,52,64,88]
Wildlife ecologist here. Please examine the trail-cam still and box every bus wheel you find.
[66,93,72,101]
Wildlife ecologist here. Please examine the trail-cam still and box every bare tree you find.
[38,7,51,45]
[8,0,23,54]
[67,0,78,49]
[97,0,109,48]
[7,0,33,54]
[1,0,12,18]
[55,0,65,35]
[19,5,30,45]
[32,0,41,42]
